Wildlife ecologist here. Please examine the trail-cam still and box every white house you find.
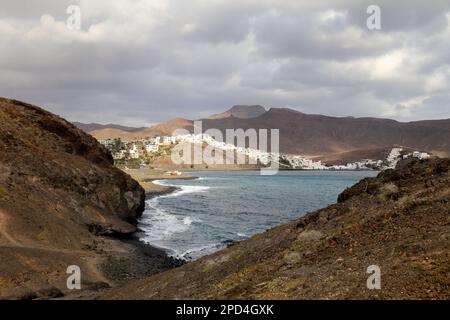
[145,144,159,153]
[144,137,158,145]
[163,136,177,145]
[412,151,430,160]
[99,139,115,147]
[129,144,140,159]
[113,150,127,160]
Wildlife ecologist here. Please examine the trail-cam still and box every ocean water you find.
[138,170,378,260]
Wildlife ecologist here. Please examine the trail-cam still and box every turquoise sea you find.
[138,170,378,260]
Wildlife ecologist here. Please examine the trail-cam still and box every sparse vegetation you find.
[397,194,415,209]
[425,167,434,175]
[0,186,8,201]
[37,230,48,242]
[410,261,427,272]
[232,253,242,260]
[377,182,399,201]
[201,263,214,273]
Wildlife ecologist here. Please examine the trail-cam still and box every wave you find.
[141,197,202,239]
[183,216,201,226]
[139,210,222,260]
[139,178,227,260]
[166,185,211,198]
[139,181,206,253]
[197,177,229,181]
[140,205,191,240]
[153,179,212,198]
[152,179,169,186]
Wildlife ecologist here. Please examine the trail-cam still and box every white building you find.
[163,136,177,145]
[412,151,431,160]
[145,144,159,153]
[99,139,115,147]
[129,144,140,159]
[113,150,127,160]
[144,137,159,145]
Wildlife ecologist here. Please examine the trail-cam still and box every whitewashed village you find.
[98,134,431,171]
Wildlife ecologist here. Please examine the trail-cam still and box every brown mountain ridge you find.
[78,105,450,159]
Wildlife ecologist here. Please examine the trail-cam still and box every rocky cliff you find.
[0,98,147,298]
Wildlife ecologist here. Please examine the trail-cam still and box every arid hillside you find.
[89,118,193,140]
[104,158,450,299]
[0,98,151,298]
[73,122,146,133]
[81,105,450,159]
[200,108,450,156]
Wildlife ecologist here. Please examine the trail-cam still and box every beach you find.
[98,169,199,283]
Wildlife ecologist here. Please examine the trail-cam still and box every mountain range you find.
[75,105,450,160]
[208,104,267,119]
[73,122,146,133]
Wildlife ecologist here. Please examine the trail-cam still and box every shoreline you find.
[100,235,185,286]
[103,168,378,285]
[100,171,198,285]
[179,168,378,172]
[102,168,373,285]
[100,158,450,299]
[142,176,198,198]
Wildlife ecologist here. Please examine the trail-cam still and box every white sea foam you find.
[139,179,209,254]
[152,179,169,186]
[166,185,211,197]
[153,179,212,198]
[182,216,202,226]
[140,178,223,259]
[197,177,228,181]
[140,205,222,260]
[140,202,190,240]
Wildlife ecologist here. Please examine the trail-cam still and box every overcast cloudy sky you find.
[1,0,449,126]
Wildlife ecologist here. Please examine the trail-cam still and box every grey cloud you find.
[0,0,449,125]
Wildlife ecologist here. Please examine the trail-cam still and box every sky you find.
[1,0,450,126]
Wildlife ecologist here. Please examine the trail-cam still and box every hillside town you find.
[98,134,431,171]
[98,136,177,166]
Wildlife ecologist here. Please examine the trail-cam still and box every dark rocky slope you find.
[0,98,150,298]
[104,158,450,299]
